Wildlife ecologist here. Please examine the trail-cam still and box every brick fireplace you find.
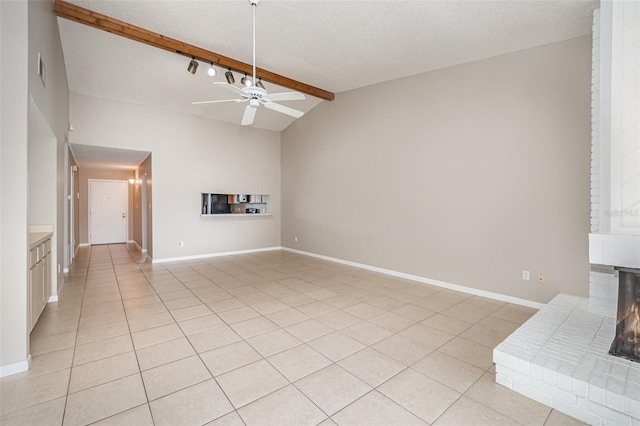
[494,1,640,424]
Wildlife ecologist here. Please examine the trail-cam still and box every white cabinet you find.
[29,238,51,332]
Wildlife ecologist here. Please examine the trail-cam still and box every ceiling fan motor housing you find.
[244,87,266,100]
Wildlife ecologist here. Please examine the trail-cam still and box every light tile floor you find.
[0,244,587,425]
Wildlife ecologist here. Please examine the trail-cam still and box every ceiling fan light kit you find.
[192,0,306,126]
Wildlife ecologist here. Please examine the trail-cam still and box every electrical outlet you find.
[537,274,545,284]
[179,241,184,247]
[294,236,298,242]
[522,270,530,281]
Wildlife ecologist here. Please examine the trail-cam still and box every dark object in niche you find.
[202,193,232,214]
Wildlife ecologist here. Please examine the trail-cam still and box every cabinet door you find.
[42,254,50,308]
[30,261,44,332]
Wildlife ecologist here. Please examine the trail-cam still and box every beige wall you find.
[282,36,592,304]
[78,167,135,245]
[70,94,281,260]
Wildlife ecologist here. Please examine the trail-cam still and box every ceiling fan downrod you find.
[250,0,260,87]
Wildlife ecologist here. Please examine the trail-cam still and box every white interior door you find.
[90,180,128,244]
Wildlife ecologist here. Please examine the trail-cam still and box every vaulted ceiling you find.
[58,0,597,134]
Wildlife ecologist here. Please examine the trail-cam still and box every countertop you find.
[30,232,53,249]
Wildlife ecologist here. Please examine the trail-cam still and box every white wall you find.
[282,36,592,304]
[28,0,70,288]
[70,94,281,261]
[0,0,30,375]
[0,0,70,375]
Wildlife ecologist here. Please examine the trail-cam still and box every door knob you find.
[122,213,126,218]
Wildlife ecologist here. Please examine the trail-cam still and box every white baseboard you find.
[0,355,31,377]
[152,246,282,264]
[50,278,65,303]
[128,240,147,253]
[282,247,545,310]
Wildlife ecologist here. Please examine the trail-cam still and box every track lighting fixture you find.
[187,57,198,74]
[255,78,265,90]
[241,73,253,87]
[207,63,216,77]
[225,69,235,84]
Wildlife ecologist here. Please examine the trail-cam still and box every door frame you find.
[69,165,75,264]
[88,179,129,245]
[141,173,148,253]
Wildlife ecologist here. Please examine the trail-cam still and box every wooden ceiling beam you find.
[53,0,335,101]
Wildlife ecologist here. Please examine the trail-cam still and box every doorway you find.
[89,180,128,244]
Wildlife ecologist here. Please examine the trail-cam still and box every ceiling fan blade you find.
[262,92,306,102]
[263,101,304,118]
[214,82,249,97]
[192,99,245,105]
[241,105,257,126]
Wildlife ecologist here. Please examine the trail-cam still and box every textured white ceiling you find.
[58,0,597,134]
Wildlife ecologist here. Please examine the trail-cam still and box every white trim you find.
[0,355,31,377]
[78,243,90,248]
[49,278,64,303]
[54,278,65,301]
[282,247,545,310]
[128,240,147,254]
[152,246,282,264]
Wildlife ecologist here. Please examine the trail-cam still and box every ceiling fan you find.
[192,0,305,126]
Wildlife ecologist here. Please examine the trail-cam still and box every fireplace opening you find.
[610,268,640,362]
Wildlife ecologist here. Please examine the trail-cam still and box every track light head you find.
[225,69,235,84]
[207,63,216,77]
[255,78,265,90]
[241,74,253,87]
[187,58,198,74]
